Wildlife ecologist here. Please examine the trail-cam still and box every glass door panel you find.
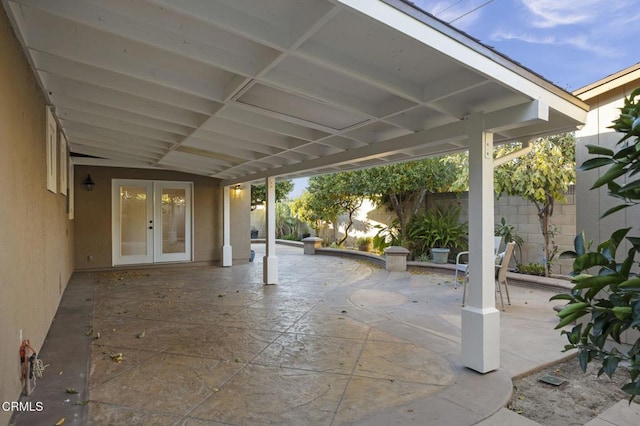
[112,181,153,265]
[154,182,192,262]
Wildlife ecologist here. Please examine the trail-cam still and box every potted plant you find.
[408,206,468,263]
[357,236,373,252]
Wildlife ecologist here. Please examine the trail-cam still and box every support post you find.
[263,177,278,284]
[461,114,500,373]
[222,185,232,267]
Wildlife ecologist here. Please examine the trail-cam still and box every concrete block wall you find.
[494,192,575,275]
[251,191,576,274]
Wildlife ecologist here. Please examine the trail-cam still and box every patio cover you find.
[3,0,587,373]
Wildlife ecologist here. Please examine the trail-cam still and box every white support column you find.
[222,185,232,267]
[263,176,278,284]
[461,114,501,373]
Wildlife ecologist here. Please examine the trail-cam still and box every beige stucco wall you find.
[74,166,251,270]
[575,77,640,345]
[0,7,75,423]
[576,81,640,249]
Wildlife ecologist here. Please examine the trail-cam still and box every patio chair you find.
[462,241,516,311]
[454,236,502,284]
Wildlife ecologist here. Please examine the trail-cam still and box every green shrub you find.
[551,87,640,401]
[516,263,546,276]
[407,206,468,258]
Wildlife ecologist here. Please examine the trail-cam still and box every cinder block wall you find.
[284,190,576,274]
[426,191,575,274]
[493,192,575,275]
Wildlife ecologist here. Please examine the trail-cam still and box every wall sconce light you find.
[83,174,95,191]
[233,184,242,196]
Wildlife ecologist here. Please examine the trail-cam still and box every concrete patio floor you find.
[12,244,582,425]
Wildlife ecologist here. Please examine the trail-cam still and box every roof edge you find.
[573,62,640,99]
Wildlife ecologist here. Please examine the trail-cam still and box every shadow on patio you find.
[13,244,571,425]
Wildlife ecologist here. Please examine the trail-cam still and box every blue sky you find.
[409,0,640,92]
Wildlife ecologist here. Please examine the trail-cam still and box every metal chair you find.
[454,236,502,284]
[462,241,516,311]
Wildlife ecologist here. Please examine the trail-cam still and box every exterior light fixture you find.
[83,174,95,191]
[233,184,242,195]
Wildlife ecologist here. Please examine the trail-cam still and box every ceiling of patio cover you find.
[3,0,588,185]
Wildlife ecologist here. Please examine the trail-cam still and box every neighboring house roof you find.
[3,0,587,185]
[574,62,640,100]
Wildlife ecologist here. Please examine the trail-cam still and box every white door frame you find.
[112,179,193,266]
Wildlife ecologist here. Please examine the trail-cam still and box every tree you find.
[300,172,365,245]
[251,180,294,207]
[358,155,464,246]
[291,191,322,236]
[552,88,640,401]
[494,134,575,275]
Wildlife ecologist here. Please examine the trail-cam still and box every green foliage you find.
[356,236,372,246]
[275,202,298,239]
[290,191,320,233]
[372,221,401,253]
[552,88,640,401]
[495,217,524,263]
[494,134,576,275]
[553,231,640,400]
[296,172,365,245]
[515,263,546,276]
[407,206,468,258]
[358,156,465,245]
[251,180,294,206]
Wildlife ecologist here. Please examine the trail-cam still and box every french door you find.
[112,179,192,265]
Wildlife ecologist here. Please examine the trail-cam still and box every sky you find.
[409,0,640,92]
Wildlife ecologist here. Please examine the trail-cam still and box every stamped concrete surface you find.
[12,244,585,425]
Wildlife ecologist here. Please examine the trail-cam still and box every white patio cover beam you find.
[221,99,548,185]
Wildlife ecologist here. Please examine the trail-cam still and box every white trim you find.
[68,159,74,219]
[112,179,194,265]
[45,106,57,193]
[59,132,68,196]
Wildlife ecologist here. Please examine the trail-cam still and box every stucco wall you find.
[0,7,74,422]
[576,82,640,250]
[74,166,250,270]
[575,77,640,345]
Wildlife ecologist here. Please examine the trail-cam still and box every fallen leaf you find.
[55,418,65,425]
[65,388,78,394]
[137,331,145,339]
[109,353,123,363]
[75,400,90,406]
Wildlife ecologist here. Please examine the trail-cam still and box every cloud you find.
[491,29,620,58]
[520,0,606,28]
